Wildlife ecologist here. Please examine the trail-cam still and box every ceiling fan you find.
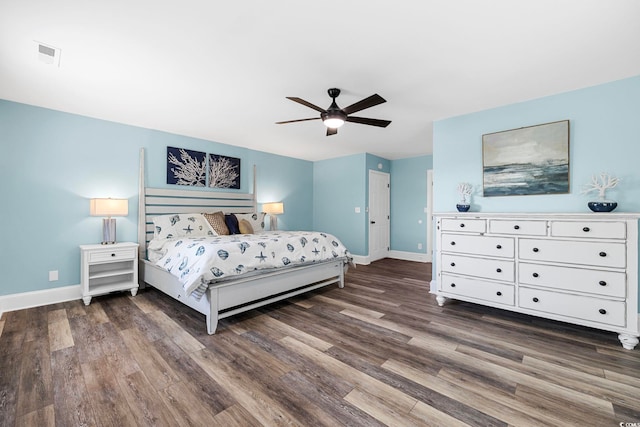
[276,88,391,136]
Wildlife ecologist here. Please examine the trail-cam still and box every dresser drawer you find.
[519,287,626,327]
[519,239,625,268]
[442,254,514,282]
[550,221,626,239]
[442,233,514,258]
[441,218,486,233]
[441,274,514,306]
[518,263,626,298]
[489,219,547,236]
[88,248,137,263]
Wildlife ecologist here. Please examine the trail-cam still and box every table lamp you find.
[262,202,284,230]
[90,198,128,244]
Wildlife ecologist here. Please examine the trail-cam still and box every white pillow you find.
[152,213,216,240]
[235,212,266,232]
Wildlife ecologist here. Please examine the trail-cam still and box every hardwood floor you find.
[2,258,640,426]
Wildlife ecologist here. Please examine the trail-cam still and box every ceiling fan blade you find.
[342,94,386,115]
[346,116,392,128]
[286,97,326,113]
[275,117,320,124]
[326,127,338,136]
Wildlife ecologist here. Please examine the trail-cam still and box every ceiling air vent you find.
[36,42,61,66]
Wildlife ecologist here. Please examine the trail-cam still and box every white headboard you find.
[137,148,257,260]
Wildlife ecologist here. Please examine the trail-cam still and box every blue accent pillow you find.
[225,213,240,234]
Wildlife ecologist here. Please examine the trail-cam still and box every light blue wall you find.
[0,100,312,296]
[433,75,640,213]
[313,154,367,255]
[390,155,433,253]
[433,74,640,311]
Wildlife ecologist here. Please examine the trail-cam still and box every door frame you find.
[368,170,390,262]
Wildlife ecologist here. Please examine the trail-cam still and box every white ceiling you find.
[1,1,639,161]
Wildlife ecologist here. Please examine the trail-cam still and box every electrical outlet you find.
[49,270,59,281]
[418,243,423,250]
[355,207,361,213]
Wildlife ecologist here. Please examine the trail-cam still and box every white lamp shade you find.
[262,202,284,215]
[90,198,128,217]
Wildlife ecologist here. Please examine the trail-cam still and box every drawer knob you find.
[532,272,539,278]
[533,247,539,252]
[599,280,607,286]
[496,244,502,249]
[533,297,539,302]
[496,291,502,296]
[583,227,590,232]
[599,251,607,257]
[514,225,520,230]
[450,283,456,288]
[599,308,606,315]
[460,223,465,228]
[450,241,456,246]
[450,262,456,267]
[496,268,502,273]
[111,253,116,257]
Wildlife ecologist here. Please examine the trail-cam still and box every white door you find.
[369,170,390,262]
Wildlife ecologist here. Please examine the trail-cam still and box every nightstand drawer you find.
[88,248,136,263]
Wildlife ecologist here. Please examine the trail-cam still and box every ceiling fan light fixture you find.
[323,117,345,128]
[321,109,346,128]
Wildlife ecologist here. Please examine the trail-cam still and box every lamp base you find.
[102,218,117,244]
[269,216,278,231]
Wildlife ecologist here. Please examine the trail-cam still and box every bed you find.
[136,148,351,334]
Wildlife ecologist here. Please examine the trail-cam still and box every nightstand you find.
[80,242,139,305]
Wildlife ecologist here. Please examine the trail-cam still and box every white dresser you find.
[433,213,640,350]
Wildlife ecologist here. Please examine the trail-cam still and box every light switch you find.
[355,207,361,213]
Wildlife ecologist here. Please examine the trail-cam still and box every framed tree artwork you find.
[208,154,241,189]
[482,120,570,197]
[166,147,206,186]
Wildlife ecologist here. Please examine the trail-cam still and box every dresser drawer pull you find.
[450,241,456,246]
[599,308,607,315]
[111,253,116,257]
[496,268,502,273]
[496,244,502,249]
[496,291,502,296]
[514,225,520,230]
[450,262,456,267]
[583,227,590,232]
[450,283,456,288]
[533,297,539,302]
[599,280,607,286]
[459,223,465,228]
[532,272,539,278]
[532,247,539,252]
[599,251,607,257]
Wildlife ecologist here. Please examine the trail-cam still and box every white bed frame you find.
[136,148,345,334]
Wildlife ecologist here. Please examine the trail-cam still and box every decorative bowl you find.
[456,204,470,212]
[588,201,618,212]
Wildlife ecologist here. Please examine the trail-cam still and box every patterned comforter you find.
[149,231,352,299]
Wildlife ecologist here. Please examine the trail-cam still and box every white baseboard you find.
[351,255,370,265]
[0,285,82,317]
[388,250,430,263]
[430,279,438,294]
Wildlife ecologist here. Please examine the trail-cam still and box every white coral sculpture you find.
[457,182,473,204]
[581,172,620,200]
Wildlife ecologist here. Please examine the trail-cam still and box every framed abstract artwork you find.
[208,154,241,189]
[166,147,206,186]
[482,120,570,197]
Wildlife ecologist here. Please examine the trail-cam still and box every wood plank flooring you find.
[1,258,640,426]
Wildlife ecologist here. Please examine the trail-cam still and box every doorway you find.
[368,170,390,262]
